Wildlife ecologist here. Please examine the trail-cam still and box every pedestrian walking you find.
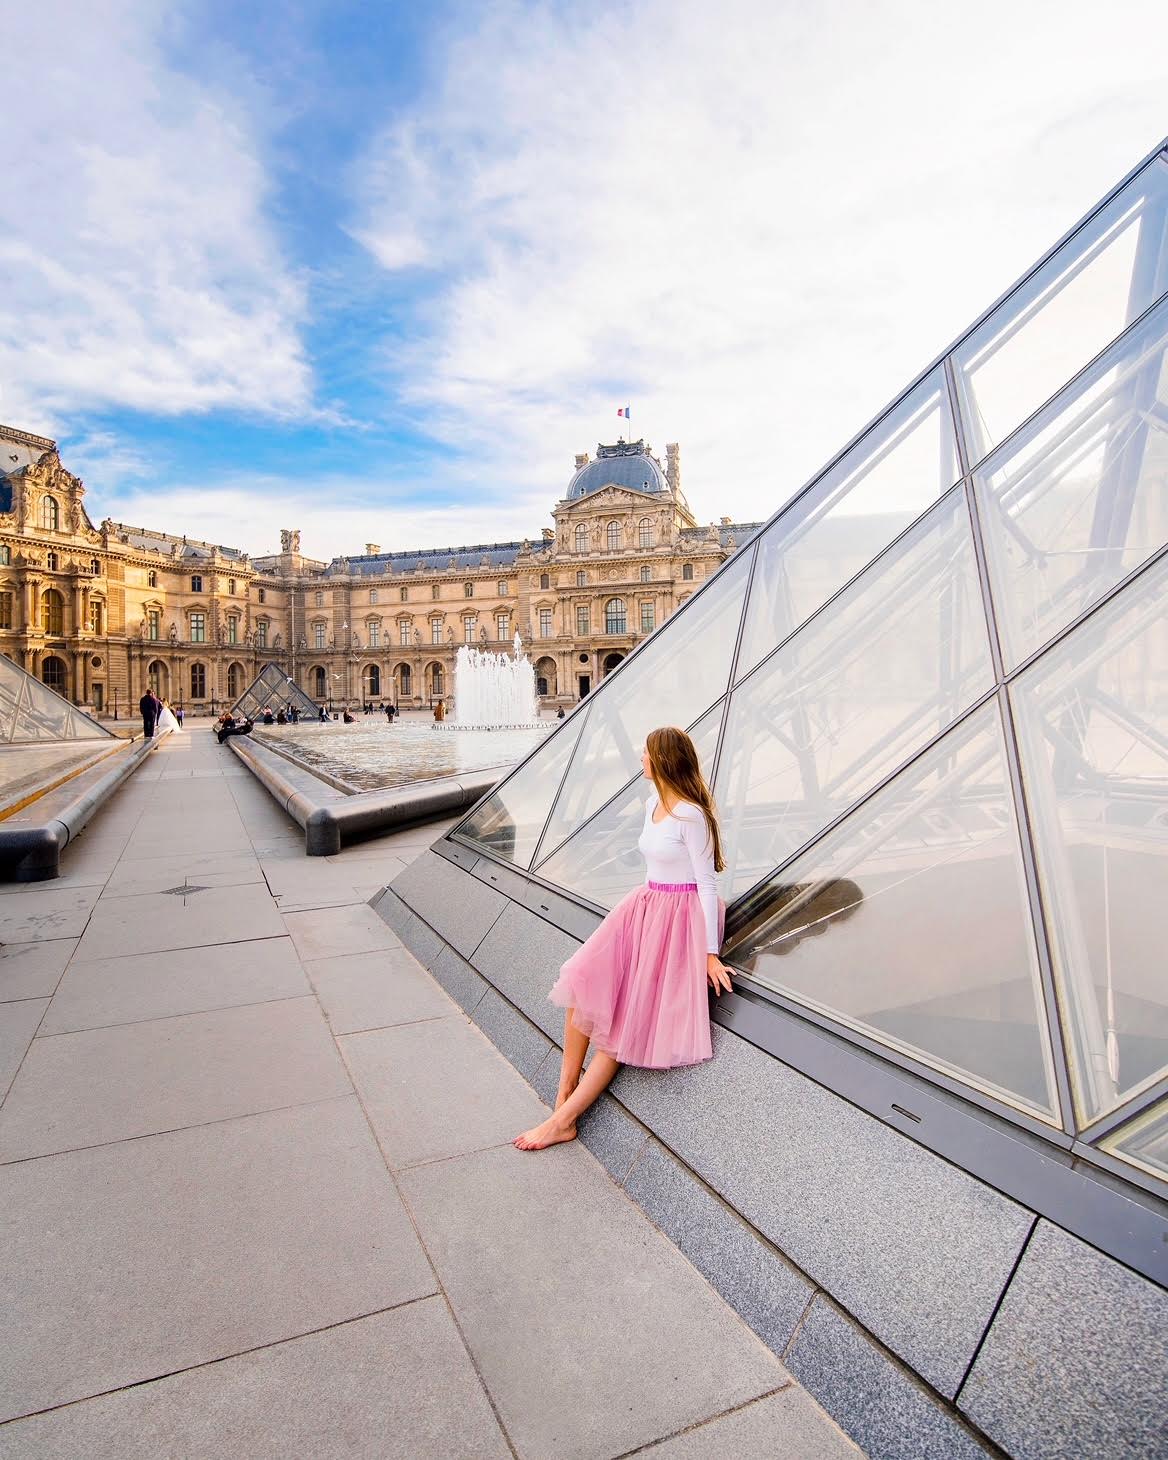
[139,689,160,739]
[513,725,732,1151]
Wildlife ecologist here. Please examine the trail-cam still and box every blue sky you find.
[2,0,1166,559]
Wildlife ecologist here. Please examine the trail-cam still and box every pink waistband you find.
[647,880,698,892]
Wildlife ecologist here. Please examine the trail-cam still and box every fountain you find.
[443,633,543,731]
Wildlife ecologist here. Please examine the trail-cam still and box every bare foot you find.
[513,1112,578,1151]
[554,1079,578,1111]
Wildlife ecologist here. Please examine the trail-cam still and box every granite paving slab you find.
[399,1141,787,1460]
[0,1098,436,1422]
[0,887,100,944]
[0,938,77,1002]
[0,999,48,1102]
[282,904,401,961]
[74,883,286,960]
[39,937,308,1034]
[101,849,264,898]
[0,996,350,1160]
[0,1299,510,1460]
[307,946,454,1035]
[637,1387,863,1458]
[339,1015,547,1168]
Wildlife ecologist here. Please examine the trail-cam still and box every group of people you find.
[137,690,183,739]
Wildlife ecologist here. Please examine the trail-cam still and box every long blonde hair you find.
[646,726,725,873]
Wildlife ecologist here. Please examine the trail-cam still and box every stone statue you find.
[168,621,178,643]
[446,626,455,644]
[273,632,282,650]
[137,617,146,640]
[244,630,254,647]
[298,634,306,650]
[479,625,488,642]
[280,529,301,554]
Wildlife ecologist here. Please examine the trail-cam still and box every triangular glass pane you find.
[536,550,751,861]
[1011,553,1168,1126]
[1101,1096,1168,1183]
[718,487,994,900]
[0,653,112,744]
[955,154,1168,467]
[723,703,1060,1123]
[974,294,1168,669]
[454,710,586,869]
[536,703,724,910]
[231,662,320,720]
[736,367,959,679]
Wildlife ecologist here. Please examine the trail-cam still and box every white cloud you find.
[351,0,1168,527]
[0,0,310,431]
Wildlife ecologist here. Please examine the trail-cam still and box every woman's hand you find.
[706,954,733,995]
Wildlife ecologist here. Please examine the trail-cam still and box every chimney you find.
[365,543,380,556]
[665,442,681,496]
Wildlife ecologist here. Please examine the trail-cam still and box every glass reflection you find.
[974,297,1168,670]
[724,704,1060,1121]
[737,369,958,679]
[453,712,585,868]
[536,551,750,863]
[717,488,994,899]
[955,156,1168,466]
[536,706,723,909]
[1011,556,1168,1126]
[1103,1097,1168,1183]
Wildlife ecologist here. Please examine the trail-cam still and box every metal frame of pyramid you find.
[448,140,1168,1199]
[0,653,115,744]
[231,663,321,721]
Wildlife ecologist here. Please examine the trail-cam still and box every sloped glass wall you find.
[0,653,112,743]
[452,146,1168,1180]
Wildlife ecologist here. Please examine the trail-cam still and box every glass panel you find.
[537,550,751,861]
[974,296,1168,668]
[230,662,319,719]
[955,156,1168,466]
[1102,1096,1168,1183]
[454,711,585,869]
[1011,556,1168,1125]
[718,489,994,900]
[723,703,1060,1122]
[536,704,723,910]
[0,653,111,743]
[737,368,958,678]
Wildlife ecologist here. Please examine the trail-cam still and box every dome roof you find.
[567,440,666,501]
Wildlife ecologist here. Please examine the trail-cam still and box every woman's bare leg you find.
[513,1051,620,1151]
[557,1008,589,1108]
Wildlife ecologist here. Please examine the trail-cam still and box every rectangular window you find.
[464,616,475,643]
[148,610,160,641]
[314,623,326,649]
[496,612,509,640]
[539,608,553,637]
[497,580,508,596]
[227,617,238,644]
[257,621,268,648]
[228,578,236,595]
[190,663,206,698]
[576,603,589,636]
[258,588,265,604]
[431,584,440,600]
[0,545,10,566]
[190,612,205,643]
[370,589,379,604]
[641,602,656,634]
[577,570,587,587]
[0,591,11,629]
[432,619,442,644]
[640,565,651,583]
[190,575,203,593]
[400,622,411,646]
[369,621,380,647]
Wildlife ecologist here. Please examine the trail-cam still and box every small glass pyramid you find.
[231,663,321,721]
[0,653,114,744]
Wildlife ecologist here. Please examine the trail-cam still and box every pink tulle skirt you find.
[548,882,726,1069]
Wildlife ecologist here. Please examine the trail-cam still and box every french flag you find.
[617,405,631,419]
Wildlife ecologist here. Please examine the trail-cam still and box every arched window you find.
[429,663,444,696]
[147,660,168,697]
[0,544,10,565]
[147,569,157,588]
[362,664,381,698]
[315,590,324,607]
[312,666,327,698]
[682,562,694,581]
[539,572,550,589]
[607,521,621,551]
[638,518,654,549]
[604,597,627,634]
[640,565,651,582]
[40,496,59,531]
[91,558,101,576]
[574,524,588,553]
[463,581,474,598]
[41,656,67,693]
[227,663,244,698]
[370,588,379,604]
[190,663,207,699]
[40,589,64,636]
[397,663,412,696]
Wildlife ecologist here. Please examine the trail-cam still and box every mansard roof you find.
[566,440,667,501]
[330,540,538,576]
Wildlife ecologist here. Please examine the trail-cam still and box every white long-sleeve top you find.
[638,789,721,954]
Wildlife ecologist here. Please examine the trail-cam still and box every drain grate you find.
[160,883,211,897]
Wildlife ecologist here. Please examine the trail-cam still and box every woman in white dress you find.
[156,699,182,735]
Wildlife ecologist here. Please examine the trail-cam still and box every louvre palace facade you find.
[0,428,759,715]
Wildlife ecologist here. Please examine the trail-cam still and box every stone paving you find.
[0,729,864,1458]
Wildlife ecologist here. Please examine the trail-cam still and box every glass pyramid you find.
[0,653,114,744]
[232,663,321,721]
[450,145,1168,1170]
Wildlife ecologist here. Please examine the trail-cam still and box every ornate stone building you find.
[1,425,759,714]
